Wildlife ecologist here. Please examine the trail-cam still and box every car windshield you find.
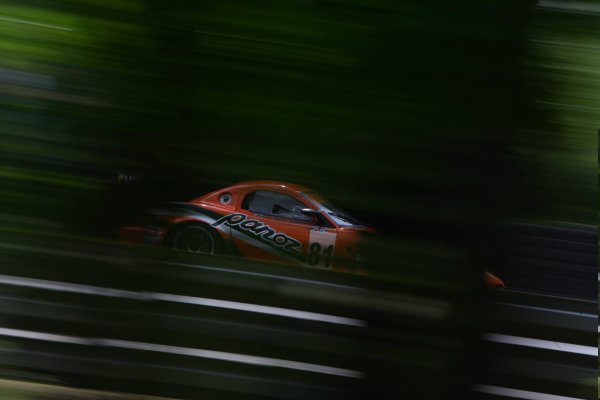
[301,191,363,226]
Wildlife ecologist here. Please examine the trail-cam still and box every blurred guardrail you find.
[493,223,597,299]
[0,234,595,399]
[474,289,597,400]
[0,235,474,400]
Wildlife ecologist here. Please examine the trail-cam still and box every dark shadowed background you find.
[0,0,596,399]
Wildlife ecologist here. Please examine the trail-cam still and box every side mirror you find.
[300,208,321,217]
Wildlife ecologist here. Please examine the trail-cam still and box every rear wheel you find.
[169,224,220,254]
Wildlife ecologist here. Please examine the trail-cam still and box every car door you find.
[228,190,338,268]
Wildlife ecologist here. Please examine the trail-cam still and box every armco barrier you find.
[0,235,595,399]
[474,289,597,400]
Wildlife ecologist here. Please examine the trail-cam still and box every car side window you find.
[242,190,313,222]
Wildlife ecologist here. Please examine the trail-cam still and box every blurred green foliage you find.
[523,2,598,224]
[0,0,596,238]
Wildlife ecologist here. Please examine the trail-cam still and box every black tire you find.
[168,224,221,255]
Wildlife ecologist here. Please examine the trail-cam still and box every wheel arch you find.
[164,219,226,250]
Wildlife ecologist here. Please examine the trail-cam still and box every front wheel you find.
[169,224,220,255]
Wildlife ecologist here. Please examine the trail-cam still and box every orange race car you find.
[120,180,505,287]
[120,180,374,273]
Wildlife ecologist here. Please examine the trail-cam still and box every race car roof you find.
[231,180,312,194]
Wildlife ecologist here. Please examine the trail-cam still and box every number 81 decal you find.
[307,230,337,269]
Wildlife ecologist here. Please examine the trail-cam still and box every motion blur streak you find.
[165,261,365,290]
[484,333,597,356]
[0,328,364,379]
[485,301,597,319]
[150,293,368,327]
[473,384,589,400]
[0,379,177,400]
[0,274,366,326]
[538,0,600,14]
[0,242,130,264]
[0,15,73,31]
